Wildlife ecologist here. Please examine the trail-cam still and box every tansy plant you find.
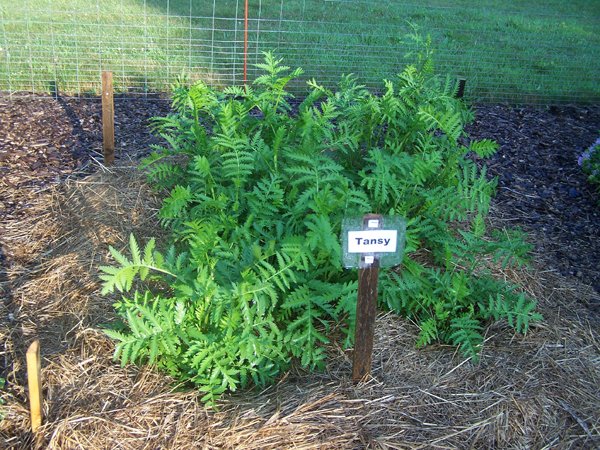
[99,50,541,405]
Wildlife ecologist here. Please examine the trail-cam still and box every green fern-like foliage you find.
[449,316,484,361]
[100,48,542,405]
[99,235,176,294]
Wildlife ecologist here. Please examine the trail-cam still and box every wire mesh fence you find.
[1,0,599,103]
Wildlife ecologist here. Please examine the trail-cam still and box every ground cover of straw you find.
[0,167,598,449]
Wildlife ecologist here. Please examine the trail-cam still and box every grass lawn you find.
[0,0,599,102]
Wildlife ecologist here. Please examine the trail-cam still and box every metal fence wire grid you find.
[0,0,599,103]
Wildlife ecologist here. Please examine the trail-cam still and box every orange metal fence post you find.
[244,0,249,85]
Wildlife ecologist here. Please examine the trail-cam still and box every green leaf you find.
[469,139,498,158]
[449,316,483,361]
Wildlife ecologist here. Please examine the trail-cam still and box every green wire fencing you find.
[1,0,599,103]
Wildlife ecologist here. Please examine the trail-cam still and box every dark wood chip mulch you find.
[467,104,600,298]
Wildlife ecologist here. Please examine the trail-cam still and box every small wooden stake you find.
[352,214,382,382]
[48,80,58,98]
[26,340,43,432]
[101,71,115,165]
[457,77,467,99]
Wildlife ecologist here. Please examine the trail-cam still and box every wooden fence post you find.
[101,71,115,165]
[26,340,43,432]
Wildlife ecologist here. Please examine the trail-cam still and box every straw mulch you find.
[0,166,598,449]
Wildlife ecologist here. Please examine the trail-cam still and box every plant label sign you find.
[347,229,398,253]
[342,215,406,269]
[346,214,406,382]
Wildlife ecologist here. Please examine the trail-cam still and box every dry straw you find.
[0,166,598,449]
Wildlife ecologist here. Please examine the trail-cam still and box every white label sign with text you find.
[347,229,398,253]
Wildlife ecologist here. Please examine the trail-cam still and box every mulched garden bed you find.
[0,95,169,222]
[467,104,600,301]
[2,95,599,298]
[0,94,599,449]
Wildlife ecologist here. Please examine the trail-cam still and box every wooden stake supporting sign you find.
[101,71,115,165]
[342,214,406,382]
[352,214,382,381]
[26,340,43,432]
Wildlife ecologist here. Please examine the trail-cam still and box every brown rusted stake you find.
[101,71,115,165]
[352,214,382,382]
[26,340,43,432]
